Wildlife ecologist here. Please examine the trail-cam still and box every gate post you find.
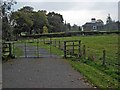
[50,37,52,57]
[64,41,66,58]
[13,42,15,56]
[83,45,86,59]
[9,43,12,56]
[78,40,81,58]
[59,40,61,49]
[102,50,106,66]
[55,40,56,47]
[25,41,27,58]
[37,40,39,58]
[72,42,74,55]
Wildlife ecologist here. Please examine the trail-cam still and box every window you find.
[93,26,97,30]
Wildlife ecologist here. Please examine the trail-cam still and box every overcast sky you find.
[10,0,119,26]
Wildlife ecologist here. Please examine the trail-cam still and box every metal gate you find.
[13,38,52,58]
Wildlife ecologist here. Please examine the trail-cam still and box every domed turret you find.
[106,14,112,24]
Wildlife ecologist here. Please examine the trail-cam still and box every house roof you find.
[82,22,96,26]
[82,22,103,27]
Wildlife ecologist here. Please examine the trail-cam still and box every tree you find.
[47,12,65,32]
[18,6,33,12]
[78,26,82,31]
[11,7,49,35]
[33,10,49,34]
[9,6,68,35]
[42,26,48,34]
[1,0,17,41]
[11,6,33,35]
[72,24,79,31]
[66,23,71,31]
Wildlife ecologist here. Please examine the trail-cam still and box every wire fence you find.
[43,38,118,68]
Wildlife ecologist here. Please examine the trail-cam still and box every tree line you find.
[1,0,81,41]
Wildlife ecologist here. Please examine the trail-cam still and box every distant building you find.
[82,18,104,31]
[104,14,118,31]
[82,14,118,31]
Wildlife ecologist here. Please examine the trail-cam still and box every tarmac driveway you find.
[3,57,92,88]
[2,44,92,88]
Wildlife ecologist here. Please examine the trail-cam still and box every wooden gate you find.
[2,42,15,60]
[63,40,81,58]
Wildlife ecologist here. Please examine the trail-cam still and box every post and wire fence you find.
[43,38,110,67]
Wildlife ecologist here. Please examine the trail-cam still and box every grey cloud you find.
[74,2,117,11]
[15,2,118,12]
[13,1,118,25]
[90,2,117,11]
[36,2,78,11]
[16,2,78,11]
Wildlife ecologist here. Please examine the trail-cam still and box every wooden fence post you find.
[53,40,54,46]
[42,38,43,42]
[64,41,66,58]
[83,45,86,58]
[9,43,12,56]
[44,38,45,44]
[60,41,63,50]
[102,50,106,66]
[59,40,61,49]
[37,40,39,58]
[55,40,56,47]
[25,41,27,58]
[50,37,52,57]
[78,40,81,58]
[72,42,74,55]
[13,43,14,56]
[51,40,52,45]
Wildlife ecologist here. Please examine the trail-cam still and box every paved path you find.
[3,44,92,88]
[0,63,2,89]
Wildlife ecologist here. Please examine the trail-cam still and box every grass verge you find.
[68,59,119,89]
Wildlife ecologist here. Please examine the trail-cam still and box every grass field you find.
[16,34,119,88]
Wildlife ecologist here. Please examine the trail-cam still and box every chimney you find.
[91,18,96,23]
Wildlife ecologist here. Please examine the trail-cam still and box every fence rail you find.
[2,42,14,60]
[63,40,81,58]
[44,39,110,66]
